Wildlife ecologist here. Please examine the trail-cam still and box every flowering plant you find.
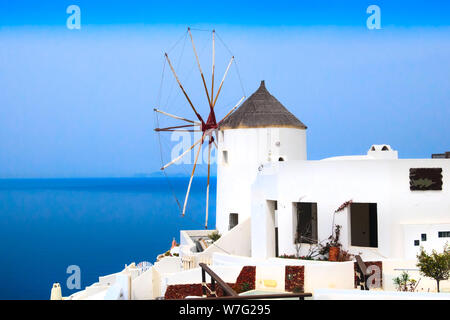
[335,200,353,213]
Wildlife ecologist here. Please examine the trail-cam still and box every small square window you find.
[421,233,427,241]
[414,240,420,246]
[438,231,450,238]
[229,213,238,230]
[222,150,228,164]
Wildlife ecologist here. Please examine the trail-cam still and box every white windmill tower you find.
[215,80,308,234]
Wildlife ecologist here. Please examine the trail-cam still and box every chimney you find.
[431,152,450,159]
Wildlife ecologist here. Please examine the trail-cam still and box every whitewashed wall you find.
[403,223,450,260]
[251,158,450,260]
[202,218,251,256]
[382,259,450,292]
[212,253,355,293]
[216,127,306,234]
[313,288,450,300]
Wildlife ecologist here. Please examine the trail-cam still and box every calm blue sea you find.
[0,177,216,300]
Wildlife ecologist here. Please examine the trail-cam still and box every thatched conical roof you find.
[219,81,307,130]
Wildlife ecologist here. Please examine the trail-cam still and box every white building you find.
[60,81,450,299]
[217,80,450,261]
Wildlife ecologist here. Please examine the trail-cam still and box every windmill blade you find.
[211,30,215,103]
[154,108,201,125]
[165,53,204,123]
[182,136,204,216]
[155,124,199,132]
[156,129,202,132]
[212,56,234,107]
[160,137,203,170]
[205,140,212,229]
[188,27,212,106]
[218,96,246,124]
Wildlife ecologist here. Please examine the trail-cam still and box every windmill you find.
[154,28,245,229]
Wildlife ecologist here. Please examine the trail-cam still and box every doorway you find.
[267,200,278,257]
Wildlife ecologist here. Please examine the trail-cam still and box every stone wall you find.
[164,266,256,299]
[285,266,305,292]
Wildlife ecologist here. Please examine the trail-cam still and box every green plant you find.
[393,271,418,292]
[416,243,450,292]
[208,231,221,242]
[278,254,325,261]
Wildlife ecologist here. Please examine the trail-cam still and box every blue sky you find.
[0,1,449,178]
[1,1,450,27]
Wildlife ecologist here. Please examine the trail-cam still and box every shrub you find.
[393,271,417,292]
[208,231,221,242]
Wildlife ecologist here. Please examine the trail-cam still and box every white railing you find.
[182,254,212,270]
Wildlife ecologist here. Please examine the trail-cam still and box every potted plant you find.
[320,225,342,261]
[328,225,342,261]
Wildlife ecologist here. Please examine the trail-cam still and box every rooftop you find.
[219,81,307,130]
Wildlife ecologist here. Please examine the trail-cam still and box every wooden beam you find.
[199,263,238,297]
[218,96,245,124]
[154,124,197,132]
[212,56,234,107]
[182,136,204,216]
[188,28,212,106]
[211,30,215,104]
[205,141,211,229]
[165,53,204,123]
[160,137,202,170]
[182,292,312,300]
[154,108,200,125]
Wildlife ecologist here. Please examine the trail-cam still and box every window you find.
[438,231,450,238]
[222,150,228,164]
[229,213,238,230]
[414,240,420,246]
[293,202,318,244]
[421,233,427,241]
[278,157,285,162]
[350,203,378,248]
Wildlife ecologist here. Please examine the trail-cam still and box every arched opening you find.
[381,145,389,151]
[278,157,285,162]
